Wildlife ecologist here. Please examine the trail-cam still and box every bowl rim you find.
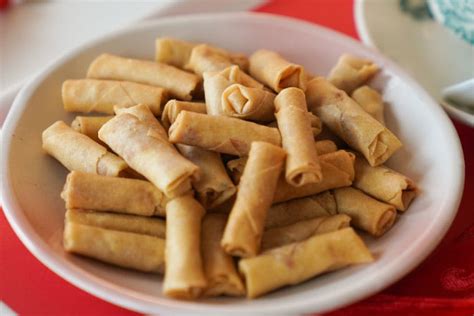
[0,11,465,315]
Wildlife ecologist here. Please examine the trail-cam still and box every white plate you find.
[355,0,474,126]
[1,12,465,315]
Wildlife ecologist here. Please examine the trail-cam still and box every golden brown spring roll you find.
[221,84,276,122]
[268,112,322,139]
[265,191,337,229]
[333,187,396,237]
[176,144,236,209]
[164,195,207,299]
[328,54,379,93]
[249,49,307,92]
[306,77,402,166]
[186,44,249,75]
[71,116,113,144]
[169,111,281,156]
[261,214,351,250]
[155,37,195,68]
[61,171,167,217]
[62,79,167,115]
[64,221,165,273]
[66,209,166,238]
[315,140,338,155]
[201,213,245,297]
[238,227,373,298]
[203,65,263,116]
[273,150,355,203]
[86,53,200,100]
[161,100,207,129]
[351,85,385,125]
[114,103,168,140]
[98,110,199,198]
[226,140,337,185]
[353,154,418,211]
[221,142,286,257]
[275,88,322,186]
[42,121,127,176]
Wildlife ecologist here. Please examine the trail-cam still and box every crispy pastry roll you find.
[161,100,207,129]
[238,227,373,298]
[306,77,402,166]
[333,187,396,237]
[86,53,200,100]
[268,112,322,138]
[353,155,418,211]
[42,121,127,176]
[155,37,195,68]
[221,84,276,122]
[61,171,167,217]
[273,150,355,203]
[275,88,322,186]
[114,104,168,139]
[327,54,379,93]
[164,195,207,299]
[249,49,307,92]
[186,44,249,76]
[168,111,281,156]
[66,209,166,238]
[261,214,351,250]
[176,144,236,209]
[265,191,337,229]
[71,115,113,144]
[351,85,385,125]
[204,65,263,116]
[62,79,167,115]
[221,142,286,257]
[64,221,165,273]
[315,140,338,155]
[201,213,245,297]
[98,109,199,198]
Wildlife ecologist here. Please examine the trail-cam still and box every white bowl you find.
[0,12,465,315]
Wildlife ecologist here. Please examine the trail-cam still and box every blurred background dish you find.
[355,0,474,126]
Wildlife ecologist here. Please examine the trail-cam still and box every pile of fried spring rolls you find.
[42,37,419,300]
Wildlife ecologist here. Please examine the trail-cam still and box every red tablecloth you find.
[1,0,473,315]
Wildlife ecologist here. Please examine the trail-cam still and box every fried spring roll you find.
[42,121,127,176]
[186,44,249,76]
[275,88,322,186]
[176,144,236,209]
[201,213,245,297]
[265,191,337,229]
[222,84,276,122]
[161,100,207,129]
[66,209,166,238]
[306,77,402,166]
[238,227,373,298]
[261,214,351,250]
[249,49,307,92]
[62,79,167,115]
[204,65,263,116]
[315,140,338,155]
[268,112,322,138]
[164,195,207,299]
[86,53,200,100]
[221,142,286,257]
[71,116,113,143]
[169,111,281,156]
[328,54,379,93]
[351,85,385,125]
[61,171,167,217]
[98,110,199,198]
[353,155,418,211]
[155,37,195,68]
[273,150,355,203]
[64,222,165,273]
[333,187,396,237]
[114,104,168,140]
